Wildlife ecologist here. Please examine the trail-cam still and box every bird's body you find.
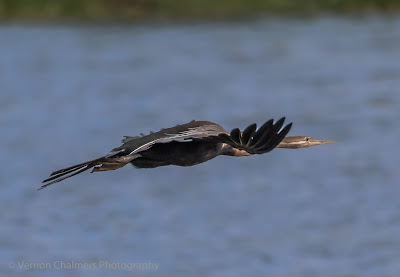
[117,120,228,168]
[133,140,221,168]
[40,118,336,190]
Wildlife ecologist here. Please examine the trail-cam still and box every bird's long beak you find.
[308,138,338,147]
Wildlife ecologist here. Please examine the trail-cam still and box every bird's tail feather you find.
[48,157,103,177]
[40,156,116,191]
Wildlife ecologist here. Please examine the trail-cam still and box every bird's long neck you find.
[276,136,307,149]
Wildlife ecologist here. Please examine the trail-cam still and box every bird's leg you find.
[92,162,127,172]
[91,154,142,172]
[219,143,251,157]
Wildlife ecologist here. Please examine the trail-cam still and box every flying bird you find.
[40,118,336,190]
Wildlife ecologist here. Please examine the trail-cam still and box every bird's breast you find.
[138,140,221,167]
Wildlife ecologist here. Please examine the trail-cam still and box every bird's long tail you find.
[39,156,128,191]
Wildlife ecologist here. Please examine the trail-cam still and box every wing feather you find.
[124,122,229,155]
[241,123,257,146]
[219,118,292,155]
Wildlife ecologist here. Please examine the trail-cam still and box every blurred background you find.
[1,1,400,276]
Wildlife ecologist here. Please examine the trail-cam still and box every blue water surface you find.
[1,16,400,277]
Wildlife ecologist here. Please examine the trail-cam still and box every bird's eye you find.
[305,137,310,141]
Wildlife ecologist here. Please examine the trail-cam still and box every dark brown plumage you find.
[40,117,336,190]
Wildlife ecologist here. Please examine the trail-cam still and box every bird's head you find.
[277,136,337,149]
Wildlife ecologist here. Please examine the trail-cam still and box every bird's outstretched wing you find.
[118,121,229,155]
[218,117,292,154]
